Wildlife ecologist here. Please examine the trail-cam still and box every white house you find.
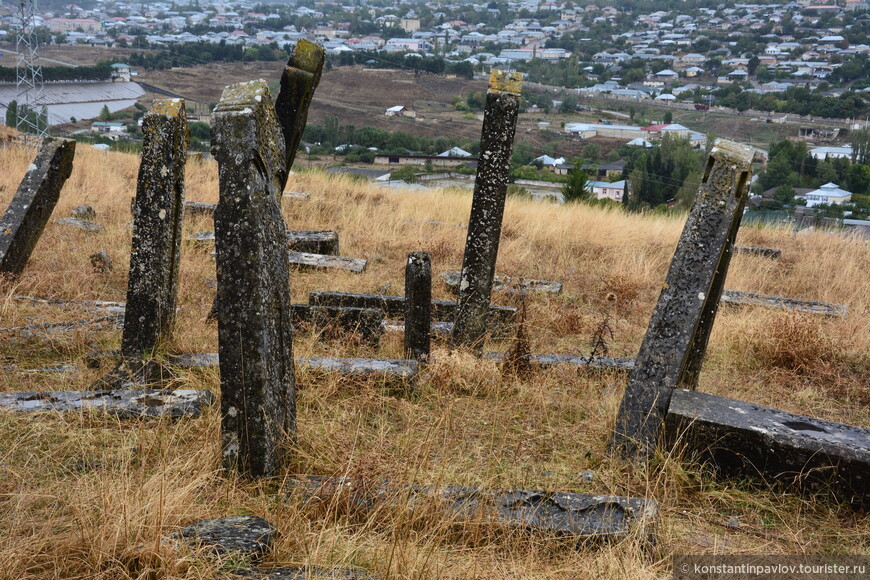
[586,180,626,203]
[809,145,852,160]
[797,182,853,207]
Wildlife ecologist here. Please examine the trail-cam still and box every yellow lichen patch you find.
[149,98,186,118]
[290,39,325,73]
[709,138,755,171]
[489,69,523,95]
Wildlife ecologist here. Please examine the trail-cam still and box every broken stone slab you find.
[54,217,104,233]
[665,389,870,508]
[90,251,113,273]
[283,191,311,200]
[183,200,217,217]
[483,352,635,371]
[71,204,96,221]
[291,476,658,543]
[610,139,757,459]
[122,98,188,359]
[384,320,452,335]
[0,137,76,275]
[292,304,384,343]
[734,246,782,259]
[452,71,523,349]
[175,516,276,562]
[193,230,340,255]
[0,314,124,338]
[309,291,517,325]
[440,270,563,295]
[288,251,365,273]
[0,388,214,419]
[721,290,847,317]
[212,79,296,478]
[169,354,418,379]
[14,364,77,374]
[14,295,126,314]
[239,567,373,579]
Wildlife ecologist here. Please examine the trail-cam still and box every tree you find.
[99,105,112,121]
[562,167,590,203]
[5,100,17,128]
[559,94,578,114]
[852,130,870,165]
[663,111,673,124]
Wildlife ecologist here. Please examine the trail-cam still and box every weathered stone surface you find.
[211,80,296,478]
[451,71,523,349]
[441,270,563,295]
[384,320,452,335]
[239,567,373,580]
[71,204,96,221]
[721,290,847,317]
[169,353,417,379]
[91,358,177,390]
[298,304,384,343]
[0,388,214,418]
[288,251,366,273]
[121,99,188,359]
[176,516,276,561]
[14,295,126,314]
[275,40,325,179]
[292,477,658,542]
[665,389,870,507]
[0,138,76,275]
[610,139,756,459]
[89,251,113,273]
[404,252,431,361]
[283,191,311,200]
[483,352,635,371]
[54,217,103,233]
[309,291,516,325]
[1,314,123,338]
[192,230,340,255]
[734,246,782,259]
[183,200,217,216]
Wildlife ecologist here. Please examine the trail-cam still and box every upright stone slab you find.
[121,99,188,358]
[212,80,296,478]
[404,252,431,361]
[0,138,75,275]
[450,71,522,349]
[274,39,325,181]
[610,139,756,460]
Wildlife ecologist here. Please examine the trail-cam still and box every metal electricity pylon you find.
[15,0,48,138]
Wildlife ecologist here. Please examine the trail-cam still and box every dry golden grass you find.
[0,140,868,579]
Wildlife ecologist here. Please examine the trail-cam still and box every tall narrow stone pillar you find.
[450,71,522,349]
[212,80,296,478]
[404,252,431,361]
[274,39,325,185]
[0,138,75,276]
[609,139,756,460]
[121,99,188,358]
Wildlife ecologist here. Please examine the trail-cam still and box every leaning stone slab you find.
[54,217,104,233]
[275,40,325,178]
[734,246,782,259]
[665,389,870,508]
[212,79,296,478]
[292,476,658,543]
[175,516,276,561]
[122,98,188,359]
[441,270,563,295]
[288,251,365,273]
[0,389,214,419]
[309,291,517,324]
[193,230,340,255]
[169,353,417,379]
[721,290,847,317]
[484,352,635,371]
[0,138,76,275]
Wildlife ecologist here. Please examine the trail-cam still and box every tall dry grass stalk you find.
[0,141,868,578]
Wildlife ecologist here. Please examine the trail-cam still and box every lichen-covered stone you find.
[89,251,113,274]
[721,290,846,317]
[176,516,276,560]
[734,246,782,259]
[169,353,417,379]
[287,251,365,272]
[483,352,635,371]
[0,138,76,275]
[212,79,295,478]
[0,388,214,419]
[191,229,339,255]
[610,139,755,459]
[440,270,562,295]
[451,71,523,349]
[275,40,325,179]
[54,217,103,233]
[121,99,188,359]
[404,252,431,360]
[71,205,96,221]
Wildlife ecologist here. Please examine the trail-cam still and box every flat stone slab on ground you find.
[665,389,870,507]
[1,314,124,338]
[441,270,563,294]
[14,295,126,314]
[309,291,517,324]
[384,320,452,335]
[169,354,417,379]
[0,389,214,418]
[721,290,847,317]
[183,201,217,216]
[176,516,276,561]
[192,230,339,255]
[240,567,373,579]
[734,246,782,259]
[54,217,104,233]
[283,191,311,200]
[484,352,635,371]
[288,251,365,273]
[291,476,658,542]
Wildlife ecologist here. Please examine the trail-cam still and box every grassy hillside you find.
[0,141,868,579]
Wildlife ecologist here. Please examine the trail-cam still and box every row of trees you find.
[0,62,112,82]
